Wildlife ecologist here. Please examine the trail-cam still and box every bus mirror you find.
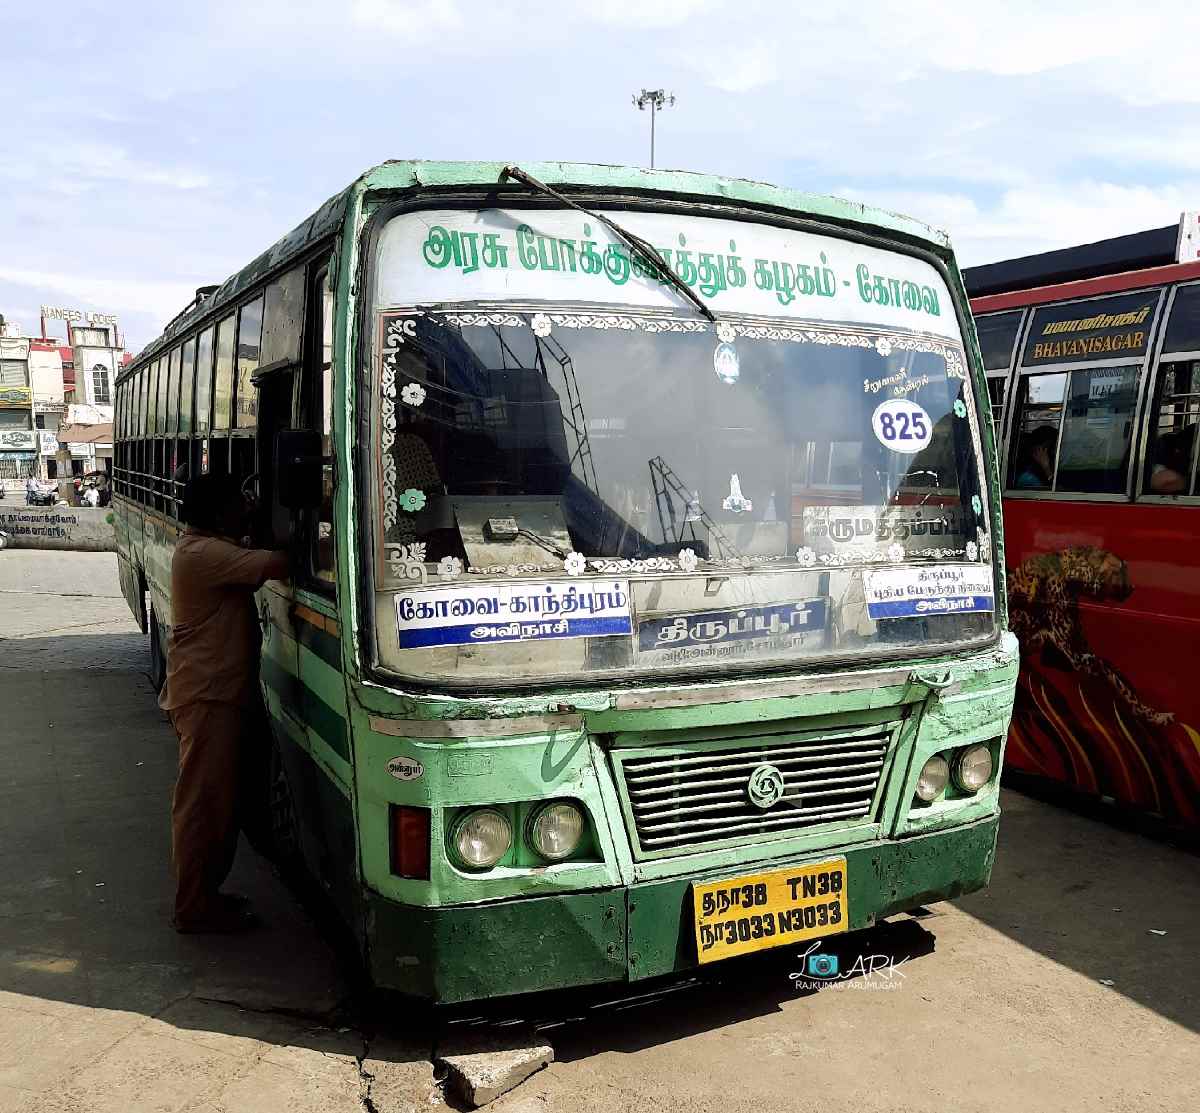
[275,428,324,511]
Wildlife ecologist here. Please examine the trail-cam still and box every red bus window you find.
[1144,360,1200,495]
[1010,366,1142,495]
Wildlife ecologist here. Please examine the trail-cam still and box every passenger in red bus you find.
[1014,425,1058,489]
[159,473,289,933]
[1148,425,1195,494]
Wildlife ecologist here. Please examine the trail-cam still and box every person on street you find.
[159,473,288,933]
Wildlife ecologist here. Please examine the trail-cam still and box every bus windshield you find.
[369,207,994,687]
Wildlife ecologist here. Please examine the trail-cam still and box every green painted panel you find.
[260,650,350,763]
[366,886,626,1003]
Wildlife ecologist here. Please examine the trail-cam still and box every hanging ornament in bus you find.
[870,398,932,454]
[401,382,426,407]
[722,474,752,513]
[400,488,427,513]
[714,342,740,384]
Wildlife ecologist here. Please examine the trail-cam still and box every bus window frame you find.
[1002,285,1166,503]
[976,307,1029,452]
[1136,278,1200,505]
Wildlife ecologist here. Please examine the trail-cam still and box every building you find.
[0,318,36,480]
[0,307,129,481]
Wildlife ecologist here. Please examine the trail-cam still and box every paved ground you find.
[0,549,1197,1112]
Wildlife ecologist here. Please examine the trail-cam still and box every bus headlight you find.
[915,754,950,802]
[953,744,994,793]
[450,809,512,870]
[528,802,585,861]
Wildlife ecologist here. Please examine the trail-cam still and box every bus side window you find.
[213,314,235,431]
[1010,365,1143,495]
[1144,284,1200,496]
[1144,362,1200,494]
[1008,373,1066,490]
[975,310,1022,435]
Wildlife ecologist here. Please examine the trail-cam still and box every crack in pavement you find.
[357,1036,380,1113]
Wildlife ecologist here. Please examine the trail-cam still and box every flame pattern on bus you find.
[1005,546,1200,830]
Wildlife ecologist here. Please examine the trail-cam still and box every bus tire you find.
[148,606,167,693]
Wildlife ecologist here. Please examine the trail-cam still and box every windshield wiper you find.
[500,164,717,324]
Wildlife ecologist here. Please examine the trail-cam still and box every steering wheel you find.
[240,472,260,506]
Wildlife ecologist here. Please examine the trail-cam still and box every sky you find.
[3,0,1200,352]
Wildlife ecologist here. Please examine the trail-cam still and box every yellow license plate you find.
[692,858,848,964]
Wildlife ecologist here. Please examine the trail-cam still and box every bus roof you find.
[962,222,1181,298]
[128,160,956,373]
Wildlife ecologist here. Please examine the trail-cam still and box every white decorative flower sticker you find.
[971,495,983,516]
[531,312,552,338]
[874,337,893,358]
[437,556,463,580]
[966,541,979,562]
[716,321,736,344]
[399,488,427,514]
[563,551,587,577]
[796,546,817,568]
[887,542,906,563]
[678,548,699,573]
[401,382,427,407]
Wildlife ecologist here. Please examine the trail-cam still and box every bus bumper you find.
[365,814,999,1003]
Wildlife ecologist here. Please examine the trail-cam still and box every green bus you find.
[112,161,1018,1003]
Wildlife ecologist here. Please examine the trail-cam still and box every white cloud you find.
[590,0,714,28]
[690,41,779,93]
[0,144,208,192]
[350,0,463,34]
[0,266,195,326]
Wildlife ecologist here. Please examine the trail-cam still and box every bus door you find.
[282,262,357,901]
[291,264,352,789]
[252,359,305,752]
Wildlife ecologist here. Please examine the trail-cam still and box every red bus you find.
[965,214,1200,837]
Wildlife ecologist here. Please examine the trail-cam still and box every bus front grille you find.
[615,723,894,856]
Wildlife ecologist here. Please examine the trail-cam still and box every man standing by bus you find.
[159,473,288,933]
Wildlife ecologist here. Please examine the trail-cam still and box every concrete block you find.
[437,1030,553,1108]
[0,506,115,551]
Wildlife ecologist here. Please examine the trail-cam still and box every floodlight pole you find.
[632,89,675,169]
